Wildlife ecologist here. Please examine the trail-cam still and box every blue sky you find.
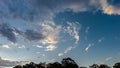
[0,0,120,68]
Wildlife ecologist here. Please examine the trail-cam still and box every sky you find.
[0,0,120,68]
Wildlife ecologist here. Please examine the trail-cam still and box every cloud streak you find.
[58,46,76,57]
[45,45,57,51]
[64,22,81,44]
[0,57,29,67]
[85,43,94,52]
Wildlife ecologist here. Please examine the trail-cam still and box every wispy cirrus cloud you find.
[105,57,112,61]
[58,46,76,57]
[85,43,94,52]
[64,22,81,44]
[84,26,90,40]
[85,26,90,34]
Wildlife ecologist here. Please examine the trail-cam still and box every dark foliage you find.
[13,57,119,68]
[113,62,120,68]
[99,64,110,68]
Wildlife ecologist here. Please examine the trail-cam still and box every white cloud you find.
[2,45,10,49]
[64,22,81,44]
[58,53,64,57]
[18,45,26,49]
[40,22,61,45]
[91,0,120,15]
[58,46,76,57]
[9,43,26,49]
[36,45,43,48]
[85,43,94,52]
[39,21,61,51]
[64,46,73,54]
[105,57,112,61]
[0,44,10,49]
[45,45,57,51]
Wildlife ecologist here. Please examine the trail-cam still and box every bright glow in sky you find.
[0,0,120,67]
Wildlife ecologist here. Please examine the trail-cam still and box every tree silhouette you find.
[99,64,110,68]
[13,65,22,68]
[113,62,120,68]
[13,57,120,68]
[89,64,99,68]
[61,57,79,68]
[80,67,87,68]
[37,62,45,68]
[47,62,62,68]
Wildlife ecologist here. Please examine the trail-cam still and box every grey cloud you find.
[0,0,90,21]
[0,23,44,43]
[0,23,17,43]
[0,57,28,67]
[0,0,35,21]
[1,0,120,21]
[23,29,44,41]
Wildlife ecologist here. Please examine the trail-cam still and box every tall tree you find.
[61,57,79,68]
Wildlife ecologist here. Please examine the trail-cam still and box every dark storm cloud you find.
[0,23,17,43]
[23,29,44,41]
